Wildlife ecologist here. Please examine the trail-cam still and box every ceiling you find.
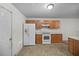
[13,3,79,18]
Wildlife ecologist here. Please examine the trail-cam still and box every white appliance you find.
[42,33,51,44]
[24,24,35,45]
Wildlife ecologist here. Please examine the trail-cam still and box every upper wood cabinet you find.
[25,20,60,29]
[49,20,60,29]
[36,23,42,29]
[25,20,42,29]
[25,20,37,24]
[42,20,50,24]
[42,20,60,29]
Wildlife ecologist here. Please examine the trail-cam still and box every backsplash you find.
[36,28,62,34]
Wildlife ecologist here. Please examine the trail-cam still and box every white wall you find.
[73,19,79,37]
[27,18,79,40]
[0,3,26,55]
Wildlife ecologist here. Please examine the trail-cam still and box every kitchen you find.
[23,18,79,56]
[24,19,62,45]
[0,3,79,56]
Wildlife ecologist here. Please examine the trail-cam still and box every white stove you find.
[42,33,51,44]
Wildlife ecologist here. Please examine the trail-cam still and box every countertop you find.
[68,36,79,40]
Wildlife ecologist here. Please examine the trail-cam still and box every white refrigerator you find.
[24,24,35,45]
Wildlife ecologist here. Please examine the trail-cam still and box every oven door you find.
[42,34,51,44]
[44,35,50,40]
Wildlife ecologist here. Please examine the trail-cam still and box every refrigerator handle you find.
[25,29,29,33]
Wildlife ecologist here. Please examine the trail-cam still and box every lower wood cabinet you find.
[68,38,79,56]
[35,34,42,44]
[51,34,62,43]
[68,38,74,54]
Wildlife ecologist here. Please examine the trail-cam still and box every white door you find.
[0,6,12,56]
[24,24,35,45]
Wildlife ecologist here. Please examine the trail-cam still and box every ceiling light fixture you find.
[47,3,54,10]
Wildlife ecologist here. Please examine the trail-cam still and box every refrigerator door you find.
[24,24,35,45]
[24,24,29,45]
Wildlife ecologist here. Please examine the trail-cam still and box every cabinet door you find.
[68,38,74,55]
[51,34,62,43]
[74,40,79,56]
[36,23,42,29]
[50,20,60,29]
[55,21,60,28]
[25,20,36,24]
[50,21,55,28]
[35,34,42,44]
[43,20,50,24]
[68,38,79,56]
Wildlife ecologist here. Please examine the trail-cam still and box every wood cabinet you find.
[36,23,42,29]
[41,20,60,29]
[49,20,60,29]
[35,34,42,44]
[68,38,74,54]
[25,20,60,29]
[25,20,42,29]
[68,38,79,56]
[25,20,36,24]
[51,34,62,43]
[42,20,50,24]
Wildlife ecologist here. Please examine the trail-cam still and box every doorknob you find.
[9,38,12,40]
